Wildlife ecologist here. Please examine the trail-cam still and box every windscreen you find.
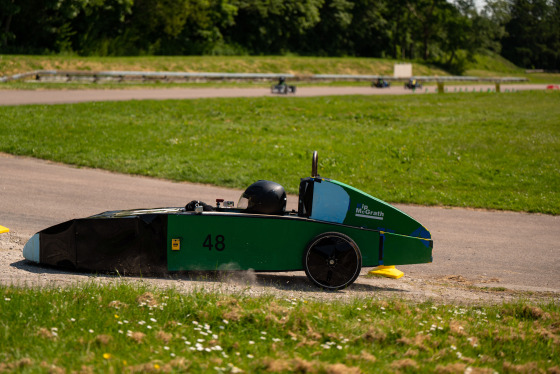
[237,195,249,209]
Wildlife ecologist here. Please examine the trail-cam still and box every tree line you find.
[1,0,558,72]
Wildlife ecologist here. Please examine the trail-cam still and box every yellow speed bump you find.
[368,265,404,279]
[0,225,9,234]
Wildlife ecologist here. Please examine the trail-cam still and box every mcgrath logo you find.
[355,204,384,220]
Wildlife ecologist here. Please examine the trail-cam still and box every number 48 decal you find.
[203,234,226,251]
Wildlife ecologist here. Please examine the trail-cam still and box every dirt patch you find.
[1,233,557,305]
[0,231,26,251]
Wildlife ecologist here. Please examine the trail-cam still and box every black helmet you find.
[238,180,286,215]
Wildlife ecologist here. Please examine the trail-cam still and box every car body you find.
[23,153,432,290]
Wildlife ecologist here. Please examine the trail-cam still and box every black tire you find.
[303,232,362,290]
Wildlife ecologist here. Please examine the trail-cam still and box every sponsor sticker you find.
[355,204,384,220]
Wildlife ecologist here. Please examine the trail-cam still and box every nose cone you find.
[23,234,40,263]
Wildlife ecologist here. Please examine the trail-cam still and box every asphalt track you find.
[0,84,558,294]
[0,83,550,106]
[1,154,559,293]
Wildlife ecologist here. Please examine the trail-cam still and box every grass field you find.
[0,55,448,78]
[0,79,377,91]
[1,283,558,373]
[1,91,558,214]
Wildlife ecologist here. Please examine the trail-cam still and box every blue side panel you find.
[410,226,432,241]
[310,181,350,224]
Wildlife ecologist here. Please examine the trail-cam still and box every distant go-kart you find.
[271,76,296,94]
[271,84,296,94]
[404,79,422,89]
[23,152,433,290]
[373,78,391,88]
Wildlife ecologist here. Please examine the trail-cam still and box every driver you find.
[238,180,287,215]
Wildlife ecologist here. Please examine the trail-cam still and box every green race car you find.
[23,152,432,290]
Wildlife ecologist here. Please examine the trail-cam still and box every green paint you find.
[167,213,383,271]
[166,212,432,271]
[330,179,428,238]
[382,231,432,265]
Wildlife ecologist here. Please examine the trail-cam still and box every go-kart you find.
[404,79,422,89]
[373,79,391,88]
[271,84,296,94]
[22,152,432,290]
[271,76,296,94]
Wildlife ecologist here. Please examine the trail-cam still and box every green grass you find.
[0,79,376,91]
[464,53,525,76]
[1,283,558,373]
[0,55,448,78]
[464,53,560,84]
[1,91,559,214]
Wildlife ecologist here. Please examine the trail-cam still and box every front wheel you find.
[303,232,362,290]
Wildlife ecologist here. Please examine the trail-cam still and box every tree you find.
[2,0,87,53]
[299,0,354,56]
[384,0,413,59]
[439,2,475,73]
[406,0,451,60]
[477,0,511,53]
[543,0,560,69]
[0,0,19,48]
[126,0,237,55]
[348,0,389,57]
[225,0,323,54]
[501,0,556,69]
[70,0,134,55]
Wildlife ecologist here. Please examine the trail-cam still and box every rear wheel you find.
[303,232,362,290]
